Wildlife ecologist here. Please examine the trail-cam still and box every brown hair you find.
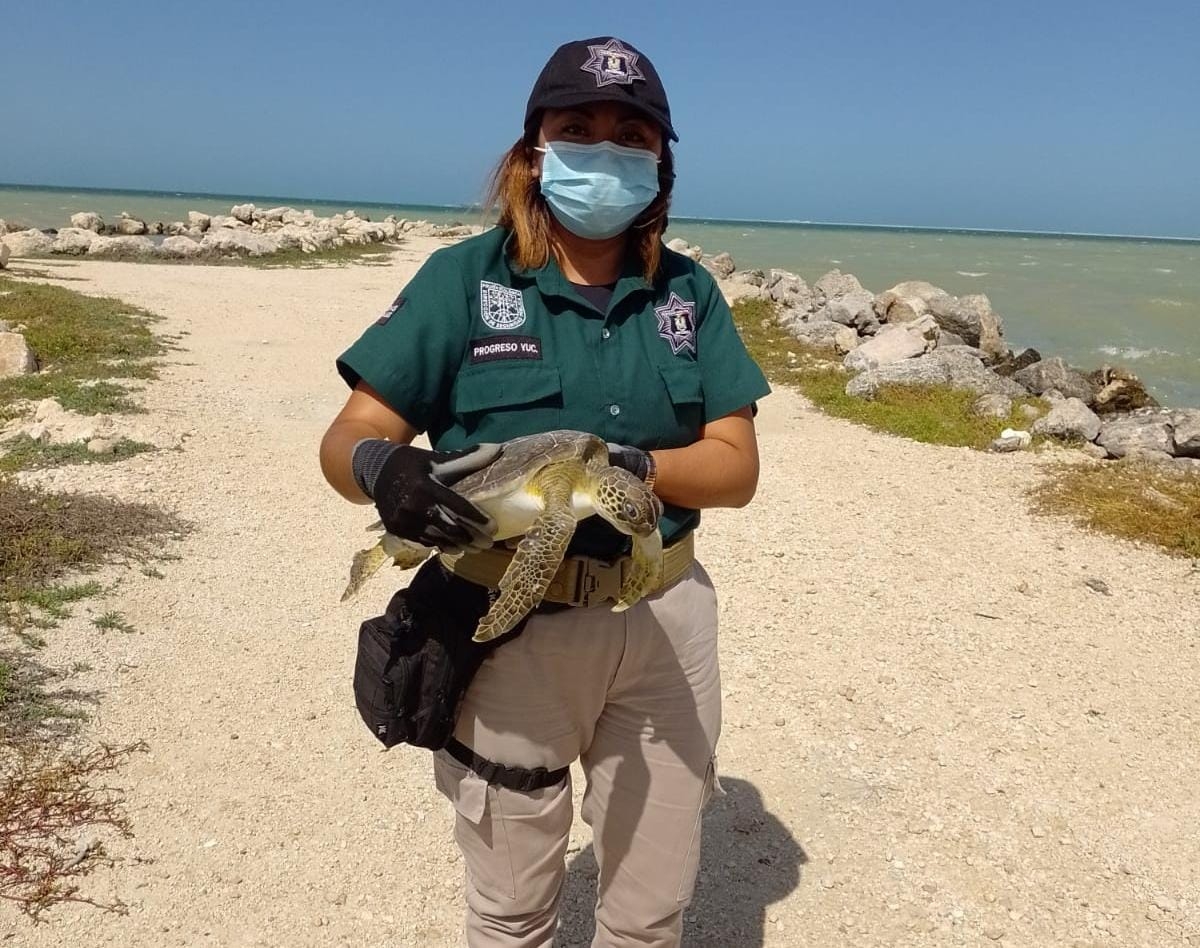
[486,131,675,284]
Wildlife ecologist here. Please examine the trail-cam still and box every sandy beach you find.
[4,241,1200,947]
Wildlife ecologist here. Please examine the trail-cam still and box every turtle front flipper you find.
[473,466,577,642]
[341,534,430,601]
[613,527,664,612]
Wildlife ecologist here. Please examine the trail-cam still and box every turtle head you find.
[592,468,663,537]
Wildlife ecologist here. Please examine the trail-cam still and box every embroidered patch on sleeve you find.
[479,281,527,330]
[654,292,697,355]
[376,295,406,326]
[468,335,543,364]
[581,39,645,87]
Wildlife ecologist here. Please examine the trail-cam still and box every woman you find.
[320,36,770,948]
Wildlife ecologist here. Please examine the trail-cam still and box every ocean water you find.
[3,184,1198,407]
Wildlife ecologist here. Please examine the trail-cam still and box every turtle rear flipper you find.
[341,534,430,601]
[473,466,576,642]
[613,528,664,612]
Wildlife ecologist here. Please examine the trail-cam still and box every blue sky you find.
[4,1,1199,236]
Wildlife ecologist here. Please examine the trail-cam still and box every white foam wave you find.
[1153,267,1175,274]
[1018,261,1039,266]
[1096,345,1176,360]
[1149,298,1185,307]
[956,270,988,277]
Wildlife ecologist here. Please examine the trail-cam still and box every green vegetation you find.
[0,436,155,473]
[730,297,1042,449]
[731,297,1200,559]
[92,611,134,634]
[1031,459,1200,558]
[237,242,401,269]
[0,274,165,422]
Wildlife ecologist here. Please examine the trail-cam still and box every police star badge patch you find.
[580,39,645,87]
[655,292,697,355]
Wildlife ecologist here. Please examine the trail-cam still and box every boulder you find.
[188,211,212,232]
[114,214,148,236]
[200,227,280,256]
[0,244,8,270]
[1096,409,1175,458]
[164,221,190,236]
[0,332,38,378]
[784,317,845,348]
[843,324,928,372]
[833,325,859,355]
[0,218,7,236]
[814,269,866,303]
[702,252,735,279]
[86,437,118,456]
[158,235,206,259]
[51,227,97,255]
[1088,365,1159,414]
[990,429,1032,452]
[971,393,1013,419]
[993,347,1042,377]
[824,288,877,330]
[1032,397,1102,442]
[231,203,257,224]
[208,215,246,230]
[845,348,1028,400]
[1013,357,1098,404]
[874,280,949,323]
[731,269,766,288]
[85,235,156,258]
[260,206,293,223]
[70,211,104,232]
[767,271,815,313]
[927,294,1006,360]
[1171,408,1200,458]
[2,229,55,257]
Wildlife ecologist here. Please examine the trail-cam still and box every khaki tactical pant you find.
[433,564,722,948]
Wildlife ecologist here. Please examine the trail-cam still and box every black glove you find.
[606,442,653,482]
[354,440,500,550]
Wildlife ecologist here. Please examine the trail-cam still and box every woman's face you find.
[534,101,664,174]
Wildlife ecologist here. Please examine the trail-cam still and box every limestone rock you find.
[86,437,117,455]
[188,211,212,232]
[51,227,97,255]
[845,349,1028,400]
[0,332,38,378]
[843,324,927,372]
[814,269,866,303]
[1096,410,1175,458]
[200,228,280,256]
[0,218,7,237]
[0,244,8,270]
[990,428,1032,452]
[702,252,735,279]
[833,326,859,355]
[767,271,815,314]
[2,229,55,257]
[971,394,1013,419]
[1032,397,1102,442]
[1170,408,1200,458]
[208,215,245,230]
[1013,357,1098,404]
[231,203,257,224]
[260,206,293,223]
[159,236,206,259]
[874,280,949,323]
[993,347,1042,377]
[86,235,156,258]
[70,211,104,232]
[1088,365,1159,414]
[824,289,877,330]
[784,317,845,348]
[115,214,148,236]
[928,294,1006,360]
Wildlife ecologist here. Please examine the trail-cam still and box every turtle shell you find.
[455,429,607,502]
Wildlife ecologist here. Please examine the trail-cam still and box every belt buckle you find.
[571,556,625,607]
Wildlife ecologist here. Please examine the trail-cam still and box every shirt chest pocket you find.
[453,363,563,439]
[654,361,705,447]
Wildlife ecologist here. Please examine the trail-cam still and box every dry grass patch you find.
[1031,459,1200,558]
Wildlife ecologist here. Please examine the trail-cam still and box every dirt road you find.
[8,245,1199,947]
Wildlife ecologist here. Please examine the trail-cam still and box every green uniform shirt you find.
[338,227,770,546]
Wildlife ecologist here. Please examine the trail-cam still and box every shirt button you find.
[609,404,621,416]
[601,328,611,340]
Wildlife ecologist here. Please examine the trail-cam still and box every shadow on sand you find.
[556,776,807,946]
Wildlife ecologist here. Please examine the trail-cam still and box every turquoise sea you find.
[3,184,1198,407]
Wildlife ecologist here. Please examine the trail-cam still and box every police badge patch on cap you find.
[655,292,697,355]
[580,39,645,87]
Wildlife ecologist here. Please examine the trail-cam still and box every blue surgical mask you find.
[536,140,661,240]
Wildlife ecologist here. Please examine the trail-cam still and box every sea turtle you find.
[343,430,664,642]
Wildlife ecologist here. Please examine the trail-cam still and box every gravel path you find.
[6,246,1199,947]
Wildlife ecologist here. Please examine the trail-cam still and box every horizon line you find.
[2,180,1198,245]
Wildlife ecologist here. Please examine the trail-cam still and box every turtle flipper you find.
[473,465,576,642]
[613,527,664,612]
[341,534,430,601]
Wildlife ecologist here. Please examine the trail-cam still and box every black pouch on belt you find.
[352,557,527,750]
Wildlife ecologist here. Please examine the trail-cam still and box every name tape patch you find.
[468,334,543,364]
